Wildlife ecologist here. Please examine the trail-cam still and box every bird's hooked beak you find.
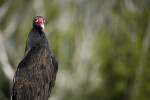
[41,24,44,30]
[33,16,45,31]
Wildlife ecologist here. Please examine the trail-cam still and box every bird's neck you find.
[24,28,48,56]
[32,28,43,34]
[33,26,43,31]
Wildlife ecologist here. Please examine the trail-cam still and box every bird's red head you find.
[33,16,45,31]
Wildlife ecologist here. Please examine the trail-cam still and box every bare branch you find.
[3,15,17,42]
[0,33,15,82]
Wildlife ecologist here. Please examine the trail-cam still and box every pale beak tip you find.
[41,24,44,30]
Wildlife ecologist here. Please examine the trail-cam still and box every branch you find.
[3,15,17,42]
[0,33,15,82]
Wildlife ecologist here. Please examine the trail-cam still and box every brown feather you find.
[12,43,58,100]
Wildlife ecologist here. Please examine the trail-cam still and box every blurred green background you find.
[0,0,150,100]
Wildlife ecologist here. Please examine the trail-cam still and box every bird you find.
[12,16,58,100]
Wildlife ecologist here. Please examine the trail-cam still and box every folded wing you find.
[12,43,58,100]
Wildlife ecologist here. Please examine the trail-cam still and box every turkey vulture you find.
[12,16,58,100]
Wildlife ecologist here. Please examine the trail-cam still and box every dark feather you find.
[12,43,58,100]
[12,40,58,99]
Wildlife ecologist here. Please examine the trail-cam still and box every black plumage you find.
[12,16,58,100]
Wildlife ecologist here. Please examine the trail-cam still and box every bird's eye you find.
[35,20,38,23]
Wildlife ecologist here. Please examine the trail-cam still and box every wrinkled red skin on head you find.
[33,16,45,31]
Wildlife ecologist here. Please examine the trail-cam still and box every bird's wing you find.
[12,43,58,100]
